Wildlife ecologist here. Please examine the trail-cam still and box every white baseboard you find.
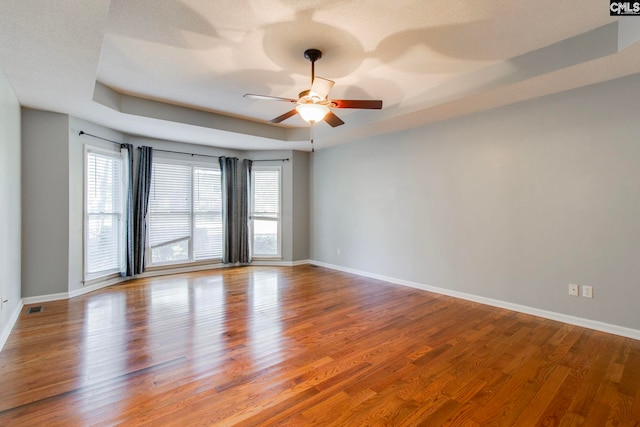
[310,260,640,341]
[251,259,311,267]
[138,262,226,278]
[22,292,69,305]
[0,301,23,352]
[22,260,312,306]
[22,276,128,305]
[138,259,310,277]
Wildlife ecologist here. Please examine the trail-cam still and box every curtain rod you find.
[154,148,221,159]
[80,130,289,162]
[154,149,289,162]
[79,130,125,147]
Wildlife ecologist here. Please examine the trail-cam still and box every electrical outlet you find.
[568,284,579,296]
[583,285,593,298]
[337,248,341,256]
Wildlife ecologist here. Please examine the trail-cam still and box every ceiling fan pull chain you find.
[310,122,315,153]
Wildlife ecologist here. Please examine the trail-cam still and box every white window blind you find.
[193,167,223,260]
[148,160,222,265]
[251,167,281,257]
[85,150,124,279]
[149,162,191,264]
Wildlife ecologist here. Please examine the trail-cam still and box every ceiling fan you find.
[244,49,383,128]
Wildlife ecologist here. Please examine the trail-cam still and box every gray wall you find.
[21,109,70,298]
[21,112,127,297]
[292,150,310,261]
[311,73,640,331]
[0,66,21,333]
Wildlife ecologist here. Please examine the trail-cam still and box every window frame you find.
[83,145,126,282]
[146,156,223,268]
[250,164,282,259]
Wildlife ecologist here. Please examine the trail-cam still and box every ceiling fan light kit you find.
[296,103,329,123]
[244,48,383,150]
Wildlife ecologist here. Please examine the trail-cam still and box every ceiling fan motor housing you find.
[298,90,329,105]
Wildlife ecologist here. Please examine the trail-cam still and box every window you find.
[251,166,281,258]
[85,148,125,280]
[148,159,222,266]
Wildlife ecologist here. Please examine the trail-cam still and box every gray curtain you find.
[220,156,238,263]
[239,159,252,264]
[134,146,153,274]
[121,143,134,277]
[220,156,251,264]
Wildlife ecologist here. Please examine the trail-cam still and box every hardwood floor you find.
[1,265,639,426]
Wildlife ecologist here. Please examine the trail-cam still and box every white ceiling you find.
[1,1,639,151]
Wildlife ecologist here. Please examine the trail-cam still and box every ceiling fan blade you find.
[331,99,383,109]
[311,77,334,99]
[244,93,297,103]
[323,111,345,127]
[270,109,298,124]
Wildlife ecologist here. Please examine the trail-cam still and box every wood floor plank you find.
[512,364,571,425]
[0,265,639,425]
